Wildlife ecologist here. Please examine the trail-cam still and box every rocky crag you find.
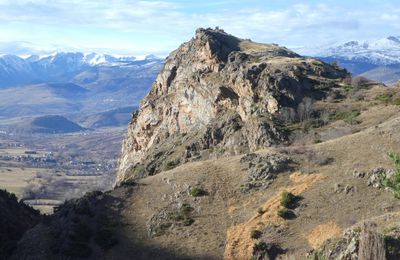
[117,28,348,184]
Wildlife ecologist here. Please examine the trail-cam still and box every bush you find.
[72,222,92,241]
[174,203,195,226]
[257,207,265,215]
[182,217,195,226]
[190,187,208,197]
[253,241,268,253]
[280,191,298,209]
[330,109,360,125]
[119,178,137,187]
[83,190,103,199]
[64,241,92,258]
[383,152,400,199]
[277,208,295,219]
[375,92,400,106]
[94,229,118,250]
[351,76,370,89]
[250,229,262,239]
[385,235,400,259]
[164,160,178,171]
[180,203,193,215]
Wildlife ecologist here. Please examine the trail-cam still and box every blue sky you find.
[0,0,400,56]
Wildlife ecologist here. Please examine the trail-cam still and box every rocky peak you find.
[117,28,348,184]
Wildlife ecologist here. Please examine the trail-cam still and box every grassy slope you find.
[100,88,400,259]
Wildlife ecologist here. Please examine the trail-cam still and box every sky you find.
[1,0,400,56]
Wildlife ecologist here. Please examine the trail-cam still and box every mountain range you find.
[296,36,400,85]
[0,52,163,131]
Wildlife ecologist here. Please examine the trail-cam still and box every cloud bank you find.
[0,0,399,55]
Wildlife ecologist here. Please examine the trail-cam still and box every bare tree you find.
[351,76,370,89]
[279,107,296,124]
[297,97,314,122]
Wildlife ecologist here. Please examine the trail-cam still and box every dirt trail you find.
[223,172,325,260]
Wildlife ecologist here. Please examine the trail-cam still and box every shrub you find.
[182,217,195,226]
[83,190,103,199]
[64,242,92,258]
[280,191,298,209]
[190,187,208,197]
[250,229,262,239]
[330,109,360,125]
[180,203,193,215]
[277,208,295,219]
[253,241,268,252]
[175,203,195,226]
[119,178,137,187]
[164,160,178,171]
[72,222,92,241]
[94,229,118,250]
[375,92,400,106]
[384,235,400,259]
[351,76,370,89]
[376,92,394,104]
[257,207,265,215]
[383,152,400,199]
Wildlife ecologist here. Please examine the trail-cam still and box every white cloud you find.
[0,0,399,54]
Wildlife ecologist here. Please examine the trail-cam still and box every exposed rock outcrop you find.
[117,27,348,184]
[240,153,292,192]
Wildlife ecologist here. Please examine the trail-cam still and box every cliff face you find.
[117,28,348,184]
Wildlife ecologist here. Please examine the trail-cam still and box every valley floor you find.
[0,127,123,213]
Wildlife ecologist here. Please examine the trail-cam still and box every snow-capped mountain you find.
[296,36,400,66]
[0,52,164,117]
[295,36,400,85]
[0,52,164,88]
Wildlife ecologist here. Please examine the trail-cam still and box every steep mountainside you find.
[117,28,348,184]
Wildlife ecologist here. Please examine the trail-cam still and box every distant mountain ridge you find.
[0,52,163,122]
[296,36,400,66]
[296,36,400,85]
[0,52,163,88]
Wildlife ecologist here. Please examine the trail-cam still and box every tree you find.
[297,97,314,122]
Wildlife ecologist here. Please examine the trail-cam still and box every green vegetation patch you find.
[277,208,295,219]
[250,229,262,239]
[383,152,400,199]
[190,186,208,197]
[167,203,195,227]
[119,178,137,187]
[280,191,300,209]
[375,92,400,106]
[330,109,361,125]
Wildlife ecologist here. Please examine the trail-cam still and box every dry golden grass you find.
[305,221,342,249]
[223,172,325,260]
